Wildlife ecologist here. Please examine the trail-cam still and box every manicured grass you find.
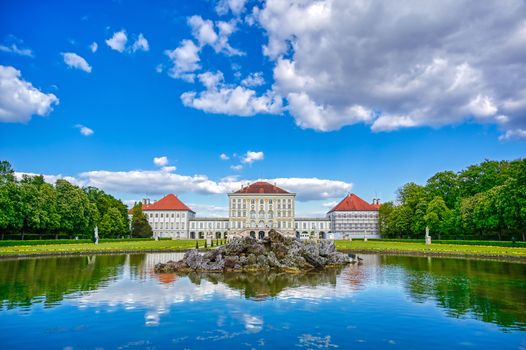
[335,240,526,259]
[369,238,526,248]
[0,239,218,257]
[1,238,525,260]
[0,237,173,247]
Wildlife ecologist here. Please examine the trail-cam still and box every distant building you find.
[295,218,331,239]
[129,194,195,239]
[228,181,296,239]
[327,194,380,239]
[129,181,379,240]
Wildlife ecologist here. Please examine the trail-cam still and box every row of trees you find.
[0,161,150,240]
[379,158,526,241]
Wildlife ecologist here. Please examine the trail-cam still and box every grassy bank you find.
[0,239,525,260]
[0,240,218,257]
[335,240,526,260]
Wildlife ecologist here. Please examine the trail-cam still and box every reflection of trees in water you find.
[183,269,343,300]
[0,254,145,309]
[380,256,526,329]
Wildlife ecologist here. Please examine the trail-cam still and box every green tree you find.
[458,160,508,198]
[426,171,460,209]
[412,200,428,237]
[56,179,92,238]
[130,202,153,238]
[98,207,126,238]
[84,186,129,232]
[397,182,427,211]
[424,196,450,239]
[392,205,413,238]
[378,201,395,237]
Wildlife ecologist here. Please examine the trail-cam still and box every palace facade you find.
[130,181,380,240]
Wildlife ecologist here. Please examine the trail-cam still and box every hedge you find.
[361,238,526,248]
[0,237,172,247]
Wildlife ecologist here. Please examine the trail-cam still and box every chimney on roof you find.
[142,198,151,205]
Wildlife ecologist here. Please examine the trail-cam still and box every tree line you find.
[0,160,151,240]
[379,158,526,241]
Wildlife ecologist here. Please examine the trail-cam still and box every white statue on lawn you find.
[425,226,432,245]
[94,226,99,244]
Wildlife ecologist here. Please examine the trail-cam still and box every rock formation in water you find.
[154,230,350,273]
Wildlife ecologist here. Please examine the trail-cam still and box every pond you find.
[0,253,525,349]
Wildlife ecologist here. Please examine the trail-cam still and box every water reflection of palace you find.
[1,253,525,330]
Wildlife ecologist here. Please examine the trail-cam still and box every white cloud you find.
[181,70,282,116]
[230,164,243,171]
[271,177,352,201]
[0,43,33,57]
[79,169,228,196]
[75,124,94,136]
[220,153,230,160]
[371,114,418,132]
[80,172,352,201]
[153,156,169,167]
[161,166,177,172]
[15,172,82,187]
[499,128,526,140]
[188,16,218,47]
[131,33,149,52]
[322,200,338,208]
[251,0,526,138]
[287,92,373,131]
[165,40,201,81]
[105,30,149,53]
[164,15,243,82]
[188,203,229,217]
[16,166,353,201]
[216,0,246,16]
[241,72,265,87]
[89,42,98,53]
[0,65,59,123]
[241,151,264,164]
[188,15,243,56]
[105,30,128,52]
[62,52,92,73]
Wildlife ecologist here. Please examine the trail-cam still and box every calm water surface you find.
[0,253,525,349]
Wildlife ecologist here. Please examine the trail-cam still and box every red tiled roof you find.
[129,194,194,213]
[328,194,378,212]
[235,181,290,194]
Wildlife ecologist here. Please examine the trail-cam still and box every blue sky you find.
[1,0,525,217]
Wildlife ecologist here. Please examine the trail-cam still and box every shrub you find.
[0,237,167,247]
[372,238,526,248]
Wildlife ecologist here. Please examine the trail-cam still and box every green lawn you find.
[0,239,215,257]
[335,240,526,259]
[0,238,525,260]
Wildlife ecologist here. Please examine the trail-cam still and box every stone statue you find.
[155,230,352,273]
[94,226,99,244]
[425,226,431,245]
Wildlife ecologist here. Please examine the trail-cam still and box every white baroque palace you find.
[129,181,380,240]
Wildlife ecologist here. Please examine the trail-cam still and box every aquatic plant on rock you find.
[154,230,351,273]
